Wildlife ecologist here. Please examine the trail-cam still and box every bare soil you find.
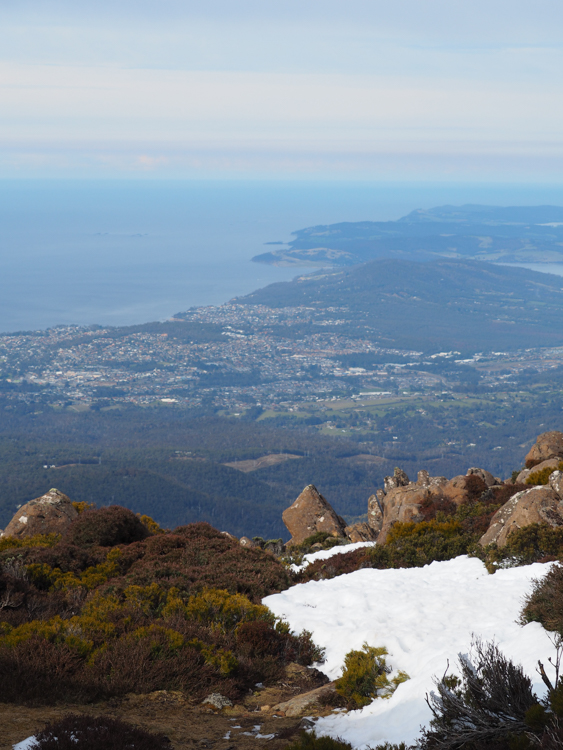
[0,665,333,750]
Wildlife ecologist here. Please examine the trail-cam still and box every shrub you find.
[123,523,291,601]
[373,520,471,568]
[183,587,273,631]
[33,713,171,749]
[0,533,61,553]
[65,506,150,547]
[526,462,563,486]
[480,524,563,571]
[284,732,353,750]
[420,639,540,750]
[520,562,563,632]
[138,514,165,534]
[335,643,408,709]
[0,515,319,704]
[285,731,407,750]
[71,501,96,514]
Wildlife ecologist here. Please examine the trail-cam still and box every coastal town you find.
[1,301,563,418]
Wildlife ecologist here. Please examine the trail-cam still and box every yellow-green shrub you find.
[0,533,61,553]
[187,637,238,675]
[335,644,409,708]
[138,514,165,534]
[27,548,122,591]
[183,588,274,632]
[72,501,96,514]
[526,462,563,486]
[131,625,184,656]
[1,616,94,658]
[386,520,463,544]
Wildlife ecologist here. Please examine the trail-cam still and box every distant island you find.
[252,204,563,267]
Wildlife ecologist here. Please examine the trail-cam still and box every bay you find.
[2,179,563,333]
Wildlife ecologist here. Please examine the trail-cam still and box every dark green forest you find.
[1,376,561,538]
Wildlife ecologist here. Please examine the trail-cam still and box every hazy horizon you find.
[2,1,563,182]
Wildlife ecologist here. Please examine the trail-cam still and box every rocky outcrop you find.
[525,431,563,468]
[282,484,346,545]
[516,458,562,485]
[373,466,503,543]
[2,488,78,539]
[479,483,563,547]
[374,468,448,543]
[344,522,378,543]
[367,490,385,532]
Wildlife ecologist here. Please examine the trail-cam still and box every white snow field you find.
[264,555,554,749]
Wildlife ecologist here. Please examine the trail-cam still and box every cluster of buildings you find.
[1,303,562,415]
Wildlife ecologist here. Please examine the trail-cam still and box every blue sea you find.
[2,179,563,334]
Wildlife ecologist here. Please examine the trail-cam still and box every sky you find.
[1,0,563,181]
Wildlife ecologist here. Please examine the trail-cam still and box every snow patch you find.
[13,738,38,750]
[290,542,376,573]
[264,556,554,748]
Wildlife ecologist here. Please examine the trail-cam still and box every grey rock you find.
[202,693,233,709]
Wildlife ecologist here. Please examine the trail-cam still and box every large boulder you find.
[282,485,346,546]
[1,488,78,539]
[525,431,563,468]
[479,485,563,547]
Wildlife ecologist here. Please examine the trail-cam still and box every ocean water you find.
[2,180,563,333]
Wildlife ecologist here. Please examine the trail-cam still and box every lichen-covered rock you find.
[282,485,346,545]
[550,470,563,498]
[479,486,563,547]
[367,491,384,532]
[383,467,410,493]
[344,522,378,543]
[525,431,563,468]
[1,488,78,539]
[516,458,562,485]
